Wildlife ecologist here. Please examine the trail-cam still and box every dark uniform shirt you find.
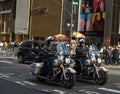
[76,46,88,59]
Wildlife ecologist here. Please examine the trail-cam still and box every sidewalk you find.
[0,56,17,59]
[105,65,120,70]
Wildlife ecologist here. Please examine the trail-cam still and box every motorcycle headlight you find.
[59,51,63,55]
[92,53,95,56]
[58,55,64,61]
[91,53,96,61]
[97,58,102,63]
[65,58,70,64]
[98,53,100,57]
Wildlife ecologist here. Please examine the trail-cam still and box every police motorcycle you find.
[75,42,108,85]
[30,42,76,89]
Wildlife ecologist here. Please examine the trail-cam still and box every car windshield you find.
[38,41,46,48]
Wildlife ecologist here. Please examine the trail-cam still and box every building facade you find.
[0,0,120,46]
[15,0,30,42]
[101,0,120,46]
[111,0,120,46]
[29,0,62,41]
[0,0,16,42]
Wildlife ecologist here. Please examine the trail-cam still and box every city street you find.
[0,0,120,94]
[0,56,120,94]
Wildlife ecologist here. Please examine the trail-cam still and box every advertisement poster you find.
[92,12,105,32]
[79,13,92,32]
[78,0,106,34]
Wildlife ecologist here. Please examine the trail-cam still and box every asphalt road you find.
[0,57,120,94]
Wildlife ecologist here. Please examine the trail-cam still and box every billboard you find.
[78,0,106,34]
[15,0,30,34]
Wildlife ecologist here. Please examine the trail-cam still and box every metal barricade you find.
[0,47,18,57]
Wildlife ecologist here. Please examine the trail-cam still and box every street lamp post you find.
[70,0,74,46]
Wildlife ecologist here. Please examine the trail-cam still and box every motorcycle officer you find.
[46,36,56,52]
[76,39,88,59]
[75,39,89,73]
[44,36,56,79]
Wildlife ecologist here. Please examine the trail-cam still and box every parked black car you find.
[16,40,46,63]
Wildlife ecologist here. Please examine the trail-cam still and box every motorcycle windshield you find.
[56,42,69,55]
[89,44,99,55]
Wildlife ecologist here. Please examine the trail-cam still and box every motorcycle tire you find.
[62,72,76,89]
[94,70,108,85]
[18,55,24,63]
[37,77,45,82]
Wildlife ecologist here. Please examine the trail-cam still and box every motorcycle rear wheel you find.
[62,72,76,89]
[94,70,108,85]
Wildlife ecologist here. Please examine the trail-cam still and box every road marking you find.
[0,60,13,64]
[15,81,26,86]
[78,90,100,94]
[23,81,37,86]
[53,89,65,94]
[98,87,120,93]
[0,73,10,78]
[15,81,37,86]
[41,90,49,92]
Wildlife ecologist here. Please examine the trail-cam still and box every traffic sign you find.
[73,1,79,5]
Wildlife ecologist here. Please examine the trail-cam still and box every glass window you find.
[21,41,32,48]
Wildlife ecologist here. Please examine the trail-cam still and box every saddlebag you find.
[30,63,43,74]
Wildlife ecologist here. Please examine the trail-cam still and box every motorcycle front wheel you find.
[94,70,108,85]
[62,72,76,89]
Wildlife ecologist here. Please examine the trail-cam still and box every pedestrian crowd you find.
[99,45,120,65]
[0,39,120,66]
[0,41,22,49]
[70,37,120,66]
[0,41,22,56]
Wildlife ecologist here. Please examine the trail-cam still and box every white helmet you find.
[47,36,54,41]
[79,39,85,44]
[47,36,54,45]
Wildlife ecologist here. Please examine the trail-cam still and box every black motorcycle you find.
[75,46,108,85]
[30,42,76,89]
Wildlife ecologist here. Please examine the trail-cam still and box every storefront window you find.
[0,0,14,42]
